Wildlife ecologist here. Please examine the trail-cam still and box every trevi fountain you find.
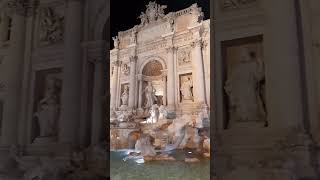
[110,2,211,180]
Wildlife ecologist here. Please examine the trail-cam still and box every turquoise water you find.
[110,150,210,180]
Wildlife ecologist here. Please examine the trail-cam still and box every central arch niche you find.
[140,59,165,107]
[142,60,163,76]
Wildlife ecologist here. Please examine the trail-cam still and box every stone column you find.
[1,5,26,146]
[91,58,104,145]
[162,75,167,106]
[128,56,137,108]
[59,0,83,145]
[0,12,10,42]
[166,46,175,110]
[263,0,303,129]
[110,58,119,110]
[191,38,206,105]
[138,76,143,108]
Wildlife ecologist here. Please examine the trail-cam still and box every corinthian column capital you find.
[6,0,33,16]
[191,39,203,48]
[129,56,137,63]
[166,46,177,53]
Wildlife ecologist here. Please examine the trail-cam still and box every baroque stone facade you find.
[0,0,108,179]
[110,2,210,114]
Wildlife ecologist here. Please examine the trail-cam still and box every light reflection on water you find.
[110,149,210,180]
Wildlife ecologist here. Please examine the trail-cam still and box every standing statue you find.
[39,7,64,44]
[112,36,119,49]
[180,77,193,101]
[121,86,129,106]
[144,82,157,109]
[138,12,148,26]
[34,77,60,138]
[224,48,266,123]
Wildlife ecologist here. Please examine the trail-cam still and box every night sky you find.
[110,0,210,48]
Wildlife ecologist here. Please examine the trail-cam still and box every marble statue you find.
[121,86,129,106]
[39,7,64,44]
[146,104,159,123]
[138,12,148,26]
[112,36,119,49]
[34,77,60,138]
[139,1,167,24]
[224,48,266,123]
[190,4,204,24]
[180,77,193,101]
[144,82,157,109]
[159,105,168,120]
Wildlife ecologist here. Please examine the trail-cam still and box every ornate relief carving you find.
[121,63,130,76]
[178,48,191,66]
[38,7,64,45]
[221,0,257,10]
[130,27,137,44]
[142,60,163,76]
[138,1,167,26]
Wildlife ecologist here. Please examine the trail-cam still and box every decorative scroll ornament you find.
[138,1,167,26]
[39,7,64,45]
[178,48,191,66]
[222,0,257,10]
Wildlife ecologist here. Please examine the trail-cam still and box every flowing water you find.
[110,149,210,180]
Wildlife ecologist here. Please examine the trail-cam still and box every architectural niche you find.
[142,60,163,76]
[38,7,64,45]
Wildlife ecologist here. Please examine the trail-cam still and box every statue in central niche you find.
[144,82,157,109]
[34,77,60,138]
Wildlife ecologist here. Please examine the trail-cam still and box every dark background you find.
[110,0,210,49]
